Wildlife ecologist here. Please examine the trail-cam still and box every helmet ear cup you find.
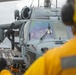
[73,0,76,23]
[67,0,75,4]
[61,3,74,25]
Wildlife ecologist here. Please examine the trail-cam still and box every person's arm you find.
[23,56,46,75]
[23,47,59,75]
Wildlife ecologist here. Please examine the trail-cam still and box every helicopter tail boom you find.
[0,20,27,29]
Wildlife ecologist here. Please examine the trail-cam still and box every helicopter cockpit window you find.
[53,21,68,39]
[29,20,54,40]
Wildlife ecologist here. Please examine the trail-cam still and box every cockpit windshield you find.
[29,20,54,40]
[28,19,70,40]
[53,21,68,39]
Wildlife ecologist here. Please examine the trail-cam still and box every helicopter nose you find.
[41,47,48,53]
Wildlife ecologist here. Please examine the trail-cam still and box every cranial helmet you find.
[61,0,76,25]
[0,58,7,71]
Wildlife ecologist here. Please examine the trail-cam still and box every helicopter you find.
[0,0,73,73]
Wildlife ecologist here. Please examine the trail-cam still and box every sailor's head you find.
[61,0,76,34]
[0,58,7,71]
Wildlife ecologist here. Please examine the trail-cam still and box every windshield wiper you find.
[40,24,52,40]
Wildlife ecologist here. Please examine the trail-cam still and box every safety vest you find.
[0,69,12,75]
[24,37,76,75]
[44,37,76,75]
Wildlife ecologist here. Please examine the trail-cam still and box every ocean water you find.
[0,38,11,48]
[0,37,19,48]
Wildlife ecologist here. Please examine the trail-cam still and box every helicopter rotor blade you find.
[0,0,20,2]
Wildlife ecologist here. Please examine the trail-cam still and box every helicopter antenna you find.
[38,0,40,7]
[30,0,34,7]
[56,0,58,8]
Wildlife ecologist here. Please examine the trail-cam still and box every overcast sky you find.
[0,0,67,48]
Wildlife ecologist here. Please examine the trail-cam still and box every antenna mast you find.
[56,0,58,8]
[44,0,51,7]
[38,0,40,7]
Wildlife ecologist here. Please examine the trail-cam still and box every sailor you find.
[0,58,12,75]
[23,0,76,75]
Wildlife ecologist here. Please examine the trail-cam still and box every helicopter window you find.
[53,21,68,39]
[29,20,54,40]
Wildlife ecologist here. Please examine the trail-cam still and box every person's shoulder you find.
[44,47,59,61]
[44,37,76,59]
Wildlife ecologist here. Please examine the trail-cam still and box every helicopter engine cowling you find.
[0,29,4,43]
[21,7,30,19]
